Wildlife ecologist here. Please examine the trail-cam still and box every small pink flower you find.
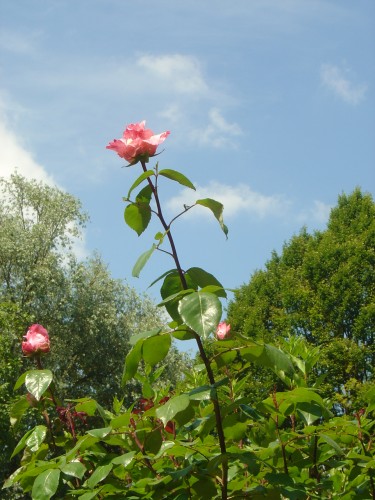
[106,120,170,164]
[216,321,231,340]
[22,324,50,357]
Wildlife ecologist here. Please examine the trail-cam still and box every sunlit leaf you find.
[158,169,196,190]
[122,341,143,384]
[26,425,47,452]
[127,170,155,199]
[86,463,113,489]
[130,327,161,346]
[178,291,222,338]
[11,428,34,458]
[142,334,171,367]
[10,395,30,426]
[60,461,87,479]
[124,202,151,236]
[31,468,60,500]
[132,244,156,278]
[111,451,136,466]
[25,370,53,401]
[87,427,112,438]
[156,394,190,426]
[186,267,227,298]
[196,198,228,238]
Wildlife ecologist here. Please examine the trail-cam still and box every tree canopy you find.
[0,174,187,490]
[227,188,375,411]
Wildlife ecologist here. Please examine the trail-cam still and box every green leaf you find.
[13,371,27,391]
[186,267,227,298]
[130,327,162,346]
[178,291,222,338]
[60,461,87,479]
[132,244,156,278]
[156,394,191,426]
[142,334,171,367]
[136,183,153,202]
[223,414,247,441]
[77,490,102,500]
[11,428,34,458]
[31,468,60,500]
[189,385,213,401]
[196,198,228,238]
[160,271,195,322]
[241,344,295,381]
[25,370,53,401]
[127,170,155,199]
[147,268,176,289]
[26,424,47,452]
[124,202,151,236]
[10,395,30,426]
[110,413,131,429]
[111,451,136,466]
[172,325,196,341]
[122,340,143,384]
[86,463,113,489]
[87,426,112,438]
[158,169,196,190]
[319,434,345,456]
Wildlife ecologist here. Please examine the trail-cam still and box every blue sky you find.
[1,0,374,313]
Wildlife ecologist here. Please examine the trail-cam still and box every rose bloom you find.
[106,120,170,164]
[22,324,50,357]
[216,321,231,340]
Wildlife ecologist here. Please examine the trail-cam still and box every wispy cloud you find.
[190,108,243,148]
[167,181,290,219]
[320,63,367,105]
[297,200,332,225]
[12,51,240,151]
[137,54,208,95]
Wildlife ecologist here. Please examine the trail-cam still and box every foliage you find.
[228,188,375,411]
[2,128,374,499]
[0,174,185,492]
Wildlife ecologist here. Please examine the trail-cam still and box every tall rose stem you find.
[140,160,228,499]
[140,160,187,289]
[35,355,57,451]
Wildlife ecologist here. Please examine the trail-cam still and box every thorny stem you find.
[140,159,228,499]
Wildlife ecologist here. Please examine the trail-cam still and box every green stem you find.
[140,159,228,499]
[140,160,187,289]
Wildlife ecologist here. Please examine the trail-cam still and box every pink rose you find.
[216,321,231,340]
[22,324,50,356]
[106,120,170,164]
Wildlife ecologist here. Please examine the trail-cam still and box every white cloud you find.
[320,64,367,105]
[0,100,89,260]
[297,200,332,225]
[0,111,55,185]
[190,108,243,148]
[167,181,289,219]
[137,54,208,95]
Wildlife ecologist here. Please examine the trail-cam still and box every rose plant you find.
[3,121,374,499]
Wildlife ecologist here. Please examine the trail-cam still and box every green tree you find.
[0,174,187,490]
[228,188,375,411]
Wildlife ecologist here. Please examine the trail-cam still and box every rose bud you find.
[216,321,231,340]
[22,324,50,356]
